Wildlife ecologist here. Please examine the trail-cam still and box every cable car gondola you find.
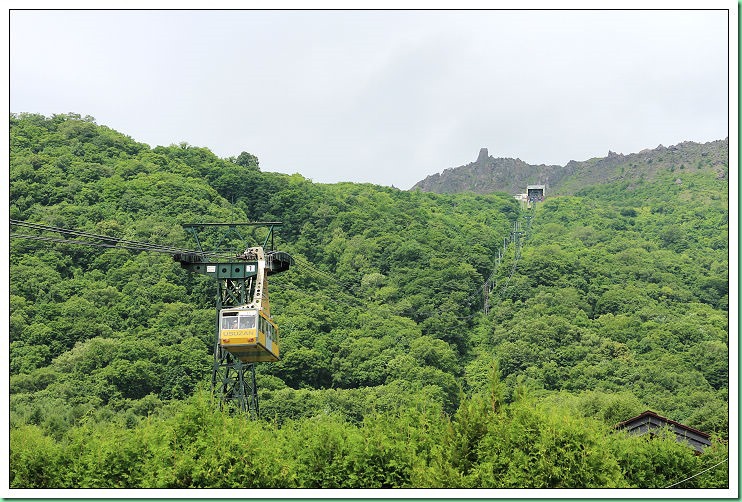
[219,307,280,362]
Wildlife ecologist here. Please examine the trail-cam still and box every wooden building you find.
[616,410,712,454]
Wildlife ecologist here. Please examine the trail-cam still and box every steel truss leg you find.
[212,345,259,419]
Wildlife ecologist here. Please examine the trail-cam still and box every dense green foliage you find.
[9,113,729,489]
[9,385,729,489]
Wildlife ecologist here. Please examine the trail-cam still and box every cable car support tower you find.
[173,222,291,418]
[483,204,534,315]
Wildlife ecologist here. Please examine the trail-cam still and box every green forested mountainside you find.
[9,113,729,488]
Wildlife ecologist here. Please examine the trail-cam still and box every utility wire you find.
[664,457,728,488]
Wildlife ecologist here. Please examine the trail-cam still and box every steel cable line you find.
[464,242,514,305]
[285,253,475,318]
[10,232,199,256]
[9,231,237,261]
[451,218,529,318]
[10,233,159,252]
[450,237,524,321]
[281,230,524,323]
[488,241,523,302]
[272,254,368,309]
[283,214,530,322]
[486,207,534,305]
[288,254,350,287]
[9,220,237,260]
[11,219,197,255]
[456,207,534,313]
[664,457,728,488]
[11,211,532,323]
[276,253,475,320]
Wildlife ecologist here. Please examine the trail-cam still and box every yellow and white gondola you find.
[219,308,279,362]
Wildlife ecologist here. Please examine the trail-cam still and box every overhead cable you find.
[664,457,728,488]
[9,220,235,260]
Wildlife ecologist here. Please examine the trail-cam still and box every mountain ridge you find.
[411,138,729,196]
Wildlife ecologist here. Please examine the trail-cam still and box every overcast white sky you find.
[9,7,733,189]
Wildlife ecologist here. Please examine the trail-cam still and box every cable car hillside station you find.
[527,184,545,203]
[172,222,292,414]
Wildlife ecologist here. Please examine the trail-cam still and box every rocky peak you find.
[476,148,489,163]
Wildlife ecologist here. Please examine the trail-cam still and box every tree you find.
[232,151,259,170]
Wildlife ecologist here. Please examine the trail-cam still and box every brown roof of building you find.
[615,410,711,439]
